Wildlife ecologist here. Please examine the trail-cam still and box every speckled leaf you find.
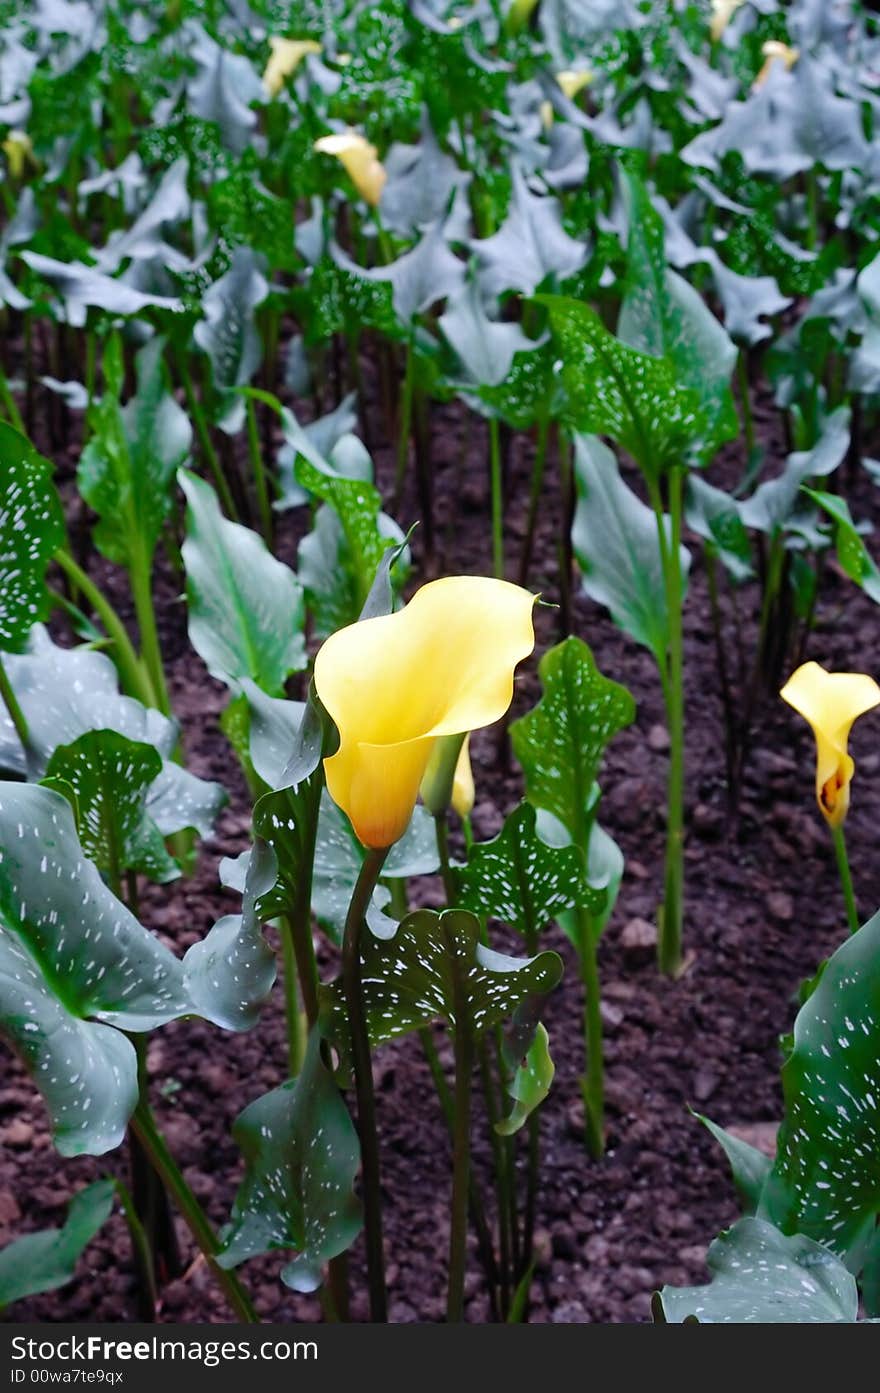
[321,908,563,1054]
[217,1029,361,1292]
[764,910,880,1257]
[183,839,277,1032]
[456,801,602,937]
[686,475,753,583]
[439,279,536,388]
[78,336,191,567]
[293,457,394,613]
[43,729,178,884]
[195,249,268,433]
[179,469,306,695]
[537,811,624,951]
[0,1179,115,1309]
[239,682,306,788]
[0,629,226,838]
[298,506,407,639]
[571,436,691,667]
[510,635,635,845]
[619,172,737,465]
[0,423,64,652]
[535,294,705,478]
[655,1218,859,1324]
[0,784,191,1156]
[697,1114,773,1216]
[803,488,880,604]
[496,1023,554,1137]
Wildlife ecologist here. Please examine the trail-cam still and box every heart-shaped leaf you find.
[179,469,307,696]
[511,634,635,845]
[194,248,269,433]
[293,456,395,612]
[456,801,602,939]
[536,294,706,478]
[740,408,850,536]
[321,908,563,1053]
[765,910,880,1257]
[217,1029,361,1292]
[803,488,880,604]
[183,839,277,1032]
[43,729,178,884]
[471,165,585,298]
[0,423,64,653]
[0,1179,115,1310]
[0,784,192,1155]
[78,336,191,568]
[655,1217,861,1324]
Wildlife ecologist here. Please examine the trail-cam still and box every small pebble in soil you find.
[766,891,794,922]
[620,916,657,958]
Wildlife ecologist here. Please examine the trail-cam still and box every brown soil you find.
[2,368,879,1324]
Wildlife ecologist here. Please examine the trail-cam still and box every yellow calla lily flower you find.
[314,577,536,848]
[313,131,387,207]
[3,130,34,181]
[506,0,540,32]
[710,0,746,42]
[451,736,475,820]
[263,37,322,97]
[753,40,799,89]
[780,662,880,827]
[556,69,592,101]
[540,99,554,131]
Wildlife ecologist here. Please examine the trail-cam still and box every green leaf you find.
[0,784,191,1155]
[298,505,407,640]
[803,488,880,604]
[0,423,64,653]
[739,408,850,536]
[538,812,625,952]
[179,469,307,695]
[78,336,191,568]
[765,909,880,1258]
[619,171,737,464]
[183,839,277,1033]
[685,475,753,583]
[0,629,226,837]
[43,730,178,885]
[456,801,603,938]
[535,294,705,478]
[0,1179,115,1310]
[218,1029,361,1292]
[510,634,635,845]
[697,1114,773,1216]
[194,248,269,433]
[655,1217,860,1324]
[571,435,691,667]
[496,1022,554,1137]
[293,456,394,613]
[321,908,563,1054]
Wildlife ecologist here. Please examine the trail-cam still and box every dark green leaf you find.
[655,1217,859,1324]
[510,634,635,845]
[0,1179,115,1310]
[456,801,603,937]
[803,488,880,604]
[218,1029,361,1292]
[697,1113,773,1216]
[0,423,64,653]
[496,1023,554,1137]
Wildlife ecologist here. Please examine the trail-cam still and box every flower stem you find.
[447,965,473,1323]
[518,414,549,585]
[0,654,30,753]
[831,823,859,935]
[434,814,457,903]
[489,416,504,579]
[575,905,604,1158]
[246,396,273,545]
[130,1101,258,1322]
[656,467,686,976]
[129,537,171,717]
[341,846,390,1322]
[54,550,156,708]
[175,352,239,521]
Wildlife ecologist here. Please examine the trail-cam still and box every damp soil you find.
[2,363,880,1325]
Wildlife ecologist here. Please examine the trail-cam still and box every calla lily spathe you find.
[710,0,745,42]
[314,577,536,848]
[314,131,387,207]
[556,70,592,101]
[263,38,322,96]
[781,662,880,827]
[753,40,799,89]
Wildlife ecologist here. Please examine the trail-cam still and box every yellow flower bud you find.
[451,736,475,820]
[753,41,799,89]
[781,662,880,827]
[3,130,34,181]
[314,131,387,208]
[556,69,592,101]
[710,0,746,43]
[263,37,322,97]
